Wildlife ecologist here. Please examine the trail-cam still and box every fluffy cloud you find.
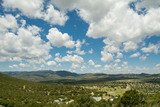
[88,49,93,54]
[47,28,75,48]
[55,54,84,70]
[2,0,68,25]
[141,44,160,54]
[74,40,85,55]
[55,54,84,64]
[103,45,119,53]
[101,52,113,62]
[86,5,160,43]
[53,0,160,43]
[123,41,138,52]
[67,40,86,55]
[101,38,121,62]
[130,52,141,58]
[47,61,57,66]
[0,14,18,33]
[88,60,95,66]
[116,52,123,59]
[130,52,148,60]
[44,5,68,25]
[88,60,102,68]
[9,63,29,68]
[3,0,43,18]
[0,26,51,62]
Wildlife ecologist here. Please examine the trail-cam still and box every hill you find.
[0,73,94,107]
[3,70,80,82]
[3,71,159,84]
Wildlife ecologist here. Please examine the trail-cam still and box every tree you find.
[74,95,95,107]
[120,90,145,107]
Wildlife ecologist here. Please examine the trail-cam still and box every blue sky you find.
[0,0,160,74]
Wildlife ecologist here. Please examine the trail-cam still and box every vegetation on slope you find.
[1,72,160,107]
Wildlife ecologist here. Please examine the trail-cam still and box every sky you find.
[0,0,160,74]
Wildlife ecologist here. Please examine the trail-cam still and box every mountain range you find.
[2,70,160,84]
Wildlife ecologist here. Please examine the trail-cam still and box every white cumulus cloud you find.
[0,25,51,62]
[141,44,160,54]
[2,0,68,25]
[101,52,113,62]
[130,52,141,58]
[55,54,84,64]
[47,28,75,48]
[123,41,138,52]
[0,14,18,33]
[53,0,160,43]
